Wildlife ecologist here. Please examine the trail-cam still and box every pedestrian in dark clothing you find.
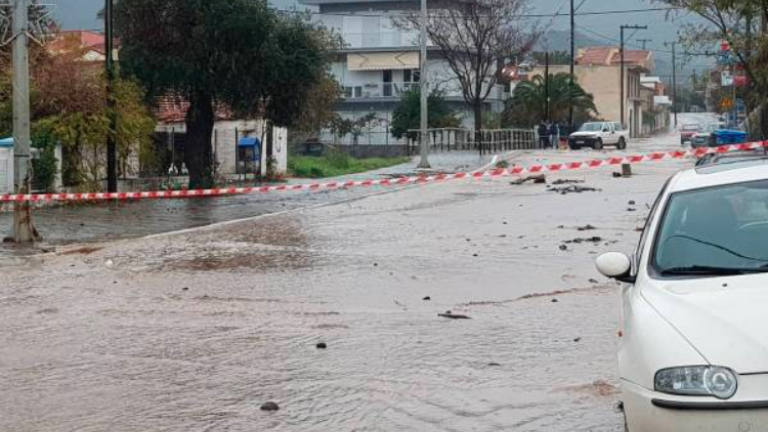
[538,122,549,148]
[550,122,560,150]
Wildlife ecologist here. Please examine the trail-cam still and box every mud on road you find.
[0,136,692,431]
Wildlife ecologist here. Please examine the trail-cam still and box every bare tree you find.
[399,0,538,153]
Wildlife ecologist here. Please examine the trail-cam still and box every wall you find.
[156,120,288,177]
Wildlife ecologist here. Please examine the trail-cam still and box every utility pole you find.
[620,25,647,134]
[665,41,678,128]
[105,0,117,192]
[568,0,575,132]
[8,0,39,243]
[637,39,652,50]
[417,0,430,168]
[545,51,550,123]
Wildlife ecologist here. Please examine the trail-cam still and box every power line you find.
[576,24,715,57]
[274,6,681,19]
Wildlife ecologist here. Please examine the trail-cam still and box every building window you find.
[404,69,420,83]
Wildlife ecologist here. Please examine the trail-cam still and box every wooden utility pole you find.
[105,0,118,192]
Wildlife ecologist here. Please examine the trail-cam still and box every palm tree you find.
[504,73,598,128]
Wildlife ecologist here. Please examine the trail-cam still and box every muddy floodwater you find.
[0,128,702,431]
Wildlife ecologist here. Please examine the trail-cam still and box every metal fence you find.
[406,128,540,153]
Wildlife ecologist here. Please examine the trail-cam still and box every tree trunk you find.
[184,91,215,189]
[474,102,483,156]
[266,121,274,178]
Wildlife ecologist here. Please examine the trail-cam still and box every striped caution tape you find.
[2,141,766,203]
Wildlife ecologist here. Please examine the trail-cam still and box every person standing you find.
[538,122,548,149]
[552,122,560,150]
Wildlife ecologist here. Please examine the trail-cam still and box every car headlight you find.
[655,366,738,399]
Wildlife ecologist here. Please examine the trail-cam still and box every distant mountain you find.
[537,30,605,52]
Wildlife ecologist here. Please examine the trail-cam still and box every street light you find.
[417,0,430,169]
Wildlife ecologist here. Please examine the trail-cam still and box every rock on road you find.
[0,119,705,432]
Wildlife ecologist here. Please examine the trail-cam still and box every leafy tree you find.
[503,73,598,128]
[654,0,768,135]
[329,113,379,145]
[390,89,462,140]
[116,0,329,188]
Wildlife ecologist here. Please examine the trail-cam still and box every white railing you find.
[343,82,419,99]
[406,128,541,152]
[342,31,420,49]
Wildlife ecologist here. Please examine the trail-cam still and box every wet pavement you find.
[0,152,494,256]
[0,119,709,431]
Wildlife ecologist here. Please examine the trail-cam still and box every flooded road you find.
[1,131,697,431]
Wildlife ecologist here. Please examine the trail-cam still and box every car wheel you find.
[617,137,627,150]
[593,139,603,150]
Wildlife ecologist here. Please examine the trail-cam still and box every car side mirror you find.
[596,252,635,283]
[602,129,609,133]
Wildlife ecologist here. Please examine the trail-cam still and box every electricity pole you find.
[417,0,430,169]
[105,0,117,192]
[9,0,39,243]
[568,0,575,132]
[545,51,550,122]
[665,41,678,128]
[620,25,647,134]
[637,39,652,50]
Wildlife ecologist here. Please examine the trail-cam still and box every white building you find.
[301,0,506,146]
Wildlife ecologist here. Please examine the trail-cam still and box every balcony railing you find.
[343,82,419,99]
[342,31,420,49]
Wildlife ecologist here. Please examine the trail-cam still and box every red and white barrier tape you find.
[2,141,767,203]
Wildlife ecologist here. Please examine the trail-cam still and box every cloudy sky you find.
[49,0,711,75]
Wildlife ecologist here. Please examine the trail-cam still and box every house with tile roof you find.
[530,47,657,138]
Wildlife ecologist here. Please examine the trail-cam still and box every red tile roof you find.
[576,46,653,70]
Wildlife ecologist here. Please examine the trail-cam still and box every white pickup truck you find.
[567,121,629,150]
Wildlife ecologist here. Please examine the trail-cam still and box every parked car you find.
[595,157,768,432]
[568,122,628,150]
[680,124,702,145]
[691,123,726,148]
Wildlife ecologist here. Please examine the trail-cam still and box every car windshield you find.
[653,180,768,276]
[579,123,603,132]
[682,125,701,131]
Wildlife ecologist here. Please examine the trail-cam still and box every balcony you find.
[342,31,420,49]
[343,82,419,100]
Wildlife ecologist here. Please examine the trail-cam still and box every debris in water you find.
[499,234,507,238]
[564,236,603,244]
[551,179,584,185]
[577,224,597,231]
[423,296,431,301]
[589,278,599,284]
[373,262,378,267]
[559,245,568,251]
[548,185,600,195]
[182,287,189,291]
[439,311,471,320]
[488,362,501,366]
[551,298,559,303]
[472,253,478,257]
[573,337,582,343]
[627,208,636,212]
[612,172,622,178]
[261,402,280,412]
[628,200,636,205]
[510,174,547,185]
[316,342,327,349]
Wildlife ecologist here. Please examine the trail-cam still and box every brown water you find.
[0,136,694,431]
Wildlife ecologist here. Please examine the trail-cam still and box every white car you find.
[569,122,629,150]
[596,156,768,432]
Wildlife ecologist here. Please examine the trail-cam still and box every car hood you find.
[570,131,600,138]
[643,275,768,373]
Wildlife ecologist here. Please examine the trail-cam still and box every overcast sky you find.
[50,0,711,76]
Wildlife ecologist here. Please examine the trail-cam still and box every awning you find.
[347,52,419,71]
[238,137,260,147]
[0,137,13,148]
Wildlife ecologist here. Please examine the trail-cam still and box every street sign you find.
[722,71,734,86]
[721,97,734,110]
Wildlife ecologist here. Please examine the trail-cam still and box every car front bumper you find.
[569,137,598,147]
[622,379,768,432]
